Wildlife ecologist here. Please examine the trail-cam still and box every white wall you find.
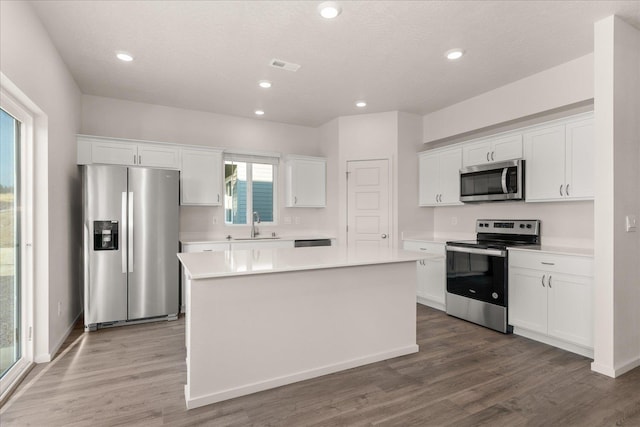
[0,1,82,361]
[432,201,594,247]
[397,112,432,239]
[423,54,594,143]
[81,95,334,237]
[592,16,640,378]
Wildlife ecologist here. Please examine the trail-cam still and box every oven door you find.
[445,245,508,306]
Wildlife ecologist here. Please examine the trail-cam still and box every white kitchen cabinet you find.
[524,114,594,202]
[418,147,462,206]
[180,148,223,206]
[508,249,593,357]
[463,133,523,166]
[403,240,446,311]
[77,135,180,169]
[285,155,326,207]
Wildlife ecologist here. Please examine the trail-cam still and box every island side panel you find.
[185,261,418,409]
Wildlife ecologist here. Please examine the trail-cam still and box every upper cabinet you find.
[418,147,462,207]
[180,148,223,206]
[524,114,594,202]
[285,155,326,208]
[463,133,523,167]
[78,135,180,169]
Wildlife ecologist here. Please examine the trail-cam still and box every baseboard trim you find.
[35,311,82,364]
[185,344,419,409]
[417,297,445,312]
[512,327,593,359]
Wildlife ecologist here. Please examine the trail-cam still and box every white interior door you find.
[347,159,390,249]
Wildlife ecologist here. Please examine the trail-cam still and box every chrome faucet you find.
[251,211,261,238]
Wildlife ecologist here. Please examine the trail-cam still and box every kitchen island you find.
[177,245,435,409]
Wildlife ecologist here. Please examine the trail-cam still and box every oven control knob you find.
[520,224,525,228]
[492,292,499,300]
[527,224,532,229]
[479,223,484,227]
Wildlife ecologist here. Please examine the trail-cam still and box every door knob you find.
[381,234,388,239]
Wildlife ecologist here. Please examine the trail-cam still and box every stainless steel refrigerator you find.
[82,165,179,331]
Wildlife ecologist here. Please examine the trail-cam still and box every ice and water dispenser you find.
[93,220,119,251]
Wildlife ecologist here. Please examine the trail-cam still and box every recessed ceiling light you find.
[445,49,465,60]
[258,80,272,89]
[355,101,367,108]
[255,110,265,116]
[318,1,341,19]
[116,52,134,62]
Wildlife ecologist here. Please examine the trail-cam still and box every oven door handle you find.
[446,245,507,258]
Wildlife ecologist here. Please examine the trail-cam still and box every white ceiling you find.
[31,0,640,127]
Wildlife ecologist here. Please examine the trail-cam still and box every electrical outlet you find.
[626,215,637,232]
[451,216,458,226]
[212,216,218,225]
[284,216,292,225]
[294,216,300,225]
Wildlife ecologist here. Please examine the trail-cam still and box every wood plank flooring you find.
[2,305,639,426]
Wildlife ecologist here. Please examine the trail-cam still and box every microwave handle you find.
[501,168,508,194]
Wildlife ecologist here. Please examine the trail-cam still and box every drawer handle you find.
[419,248,427,251]
[548,275,552,288]
[541,262,555,266]
[203,249,213,252]
[541,274,546,287]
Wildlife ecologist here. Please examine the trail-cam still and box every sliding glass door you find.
[0,107,20,379]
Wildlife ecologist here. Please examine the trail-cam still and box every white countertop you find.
[178,245,439,279]
[180,233,336,245]
[508,245,594,257]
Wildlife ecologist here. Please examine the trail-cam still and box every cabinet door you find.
[565,118,594,200]
[181,149,222,206]
[418,153,440,206]
[289,158,326,207]
[547,272,593,348]
[524,125,566,201]
[422,259,445,307]
[138,144,180,169]
[92,141,137,165]
[438,148,462,205]
[508,267,548,334]
[463,141,492,166]
[491,134,523,163]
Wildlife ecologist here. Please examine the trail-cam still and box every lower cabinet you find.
[508,249,594,357]
[403,240,446,311]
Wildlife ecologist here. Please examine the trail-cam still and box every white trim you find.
[0,73,37,396]
[512,327,594,359]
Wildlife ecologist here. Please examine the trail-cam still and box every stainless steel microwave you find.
[459,159,524,202]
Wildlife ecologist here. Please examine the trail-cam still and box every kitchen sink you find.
[233,237,281,241]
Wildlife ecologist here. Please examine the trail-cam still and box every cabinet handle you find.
[294,196,298,205]
[566,184,570,196]
[138,154,142,164]
[548,275,552,288]
[559,184,564,196]
[491,151,495,161]
[217,194,220,203]
[486,152,490,162]
[541,262,555,266]
[541,274,546,287]
[133,154,137,164]
[203,249,213,252]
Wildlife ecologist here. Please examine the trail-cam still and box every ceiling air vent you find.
[269,58,301,72]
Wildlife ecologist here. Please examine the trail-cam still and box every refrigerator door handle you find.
[128,191,134,272]
[121,192,127,273]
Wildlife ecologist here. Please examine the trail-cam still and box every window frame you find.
[223,155,278,226]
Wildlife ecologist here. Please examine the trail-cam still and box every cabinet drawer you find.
[182,242,230,253]
[509,250,593,276]
[403,241,445,255]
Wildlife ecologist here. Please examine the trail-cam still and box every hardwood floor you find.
[2,305,639,426]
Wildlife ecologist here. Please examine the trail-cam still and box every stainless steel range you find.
[445,219,540,333]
